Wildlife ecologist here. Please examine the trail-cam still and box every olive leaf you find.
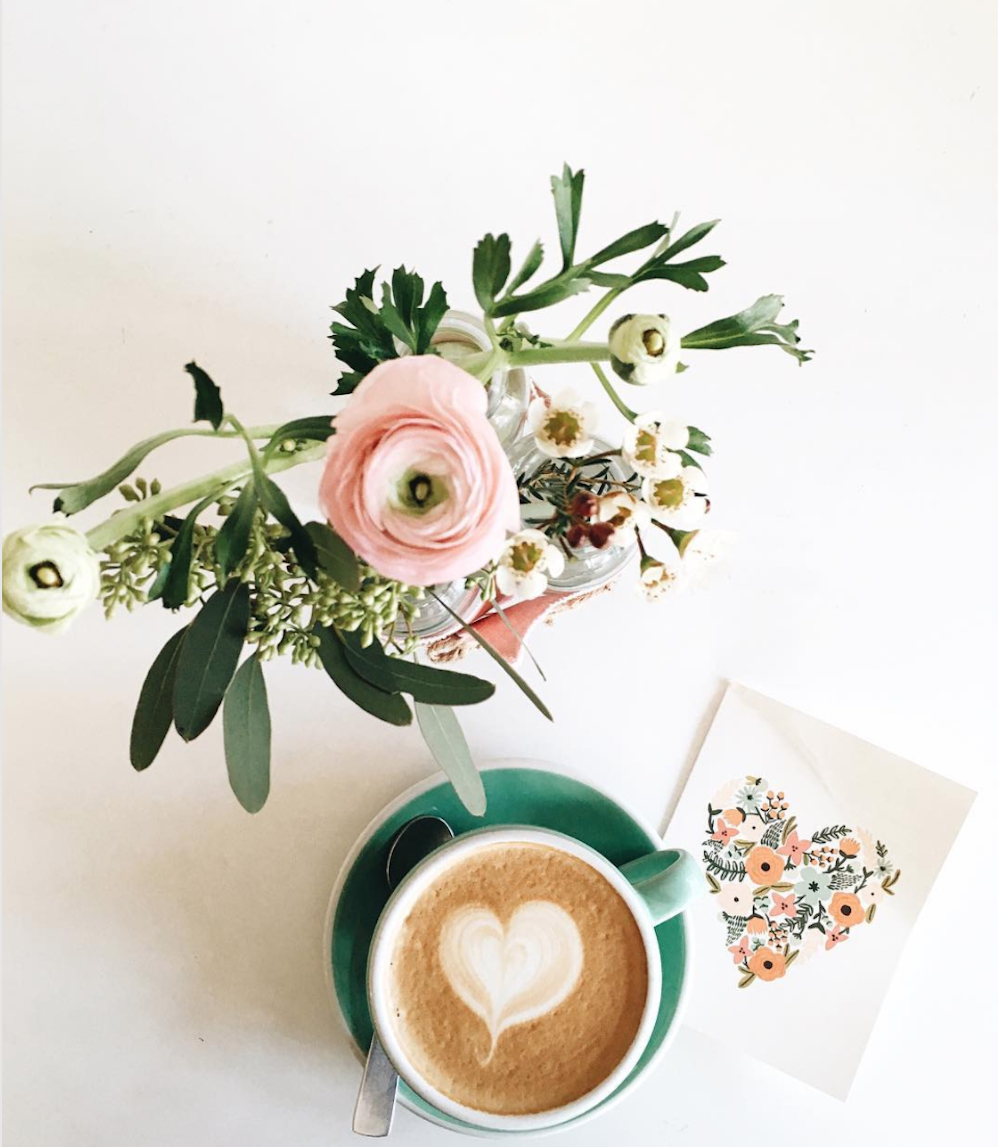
[223,655,271,814]
[130,627,187,770]
[185,361,224,429]
[415,702,486,817]
[312,626,412,726]
[341,631,495,706]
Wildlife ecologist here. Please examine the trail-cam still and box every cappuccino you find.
[384,842,648,1116]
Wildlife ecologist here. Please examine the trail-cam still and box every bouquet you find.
[2,165,810,815]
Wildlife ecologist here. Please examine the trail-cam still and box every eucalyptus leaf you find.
[185,361,224,430]
[429,592,552,721]
[160,492,219,610]
[551,163,585,270]
[173,582,251,741]
[261,416,335,458]
[223,655,271,814]
[257,476,318,580]
[415,702,486,816]
[130,627,187,771]
[215,483,257,578]
[341,632,495,706]
[305,521,360,591]
[312,626,412,726]
[31,427,213,515]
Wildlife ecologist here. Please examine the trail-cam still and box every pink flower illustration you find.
[712,817,740,845]
[728,936,752,965]
[770,891,797,918]
[777,831,811,866]
[826,925,850,951]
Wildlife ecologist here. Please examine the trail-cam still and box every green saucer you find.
[324,762,689,1137]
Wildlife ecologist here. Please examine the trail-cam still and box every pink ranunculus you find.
[319,356,521,586]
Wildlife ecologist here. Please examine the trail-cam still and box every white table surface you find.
[2,1,996,1143]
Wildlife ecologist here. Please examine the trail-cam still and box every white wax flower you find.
[641,466,707,529]
[638,555,682,602]
[596,492,650,548]
[680,529,737,589]
[496,529,566,601]
[2,523,101,634]
[526,389,600,459]
[622,412,688,478]
[608,313,682,385]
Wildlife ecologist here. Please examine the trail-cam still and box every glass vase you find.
[431,310,531,449]
[507,435,638,593]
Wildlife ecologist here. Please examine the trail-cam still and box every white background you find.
[2,1,996,1144]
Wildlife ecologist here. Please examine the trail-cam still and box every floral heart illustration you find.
[701,777,901,988]
[438,901,584,1060]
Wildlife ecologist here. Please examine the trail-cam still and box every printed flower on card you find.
[721,808,744,827]
[777,831,811,866]
[748,947,787,982]
[746,914,768,936]
[770,891,797,918]
[735,781,767,815]
[828,892,865,930]
[794,865,834,909]
[715,882,755,916]
[826,926,849,951]
[729,936,752,965]
[839,838,861,858]
[746,846,783,885]
[712,817,741,845]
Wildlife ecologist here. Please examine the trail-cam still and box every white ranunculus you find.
[608,314,682,385]
[525,389,600,459]
[641,466,708,529]
[495,528,565,601]
[2,523,101,634]
[596,492,650,548]
[621,412,688,478]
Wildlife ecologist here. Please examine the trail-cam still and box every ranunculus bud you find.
[608,314,682,385]
[2,523,101,634]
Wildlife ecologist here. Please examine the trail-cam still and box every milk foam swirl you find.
[438,901,584,1062]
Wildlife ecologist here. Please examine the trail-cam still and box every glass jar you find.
[394,579,482,645]
[508,435,638,593]
[431,310,531,450]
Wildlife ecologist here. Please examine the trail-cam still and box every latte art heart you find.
[439,901,584,1061]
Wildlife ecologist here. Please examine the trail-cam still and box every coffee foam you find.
[385,842,648,1116]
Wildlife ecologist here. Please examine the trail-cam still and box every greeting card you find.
[665,683,975,1098]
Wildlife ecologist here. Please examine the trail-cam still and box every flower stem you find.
[507,342,610,368]
[85,443,326,551]
[566,288,624,342]
[591,364,637,422]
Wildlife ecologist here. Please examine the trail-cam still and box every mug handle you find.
[619,849,704,926]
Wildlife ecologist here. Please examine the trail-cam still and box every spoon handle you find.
[352,1034,398,1137]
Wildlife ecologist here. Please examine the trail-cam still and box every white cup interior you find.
[367,826,663,1133]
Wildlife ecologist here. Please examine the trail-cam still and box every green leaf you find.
[312,626,412,726]
[223,655,271,814]
[185,362,224,430]
[551,163,585,270]
[682,294,813,362]
[160,492,218,610]
[215,483,257,579]
[30,427,220,515]
[490,276,592,318]
[257,476,318,580]
[341,632,495,706]
[261,416,335,459]
[738,972,756,988]
[130,627,187,770]
[587,271,632,288]
[304,521,360,591]
[472,232,512,313]
[145,560,171,603]
[686,426,713,456]
[173,582,251,741]
[587,221,668,266]
[505,240,544,295]
[661,219,720,261]
[429,591,552,721]
[638,256,725,292]
[415,702,486,816]
[416,281,449,354]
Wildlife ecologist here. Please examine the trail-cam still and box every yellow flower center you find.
[652,477,684,509]
[29,561,64,589]
[510,541,544,573]
[543,410,582,447]
[642,328,665,356]
[633,428,658,465]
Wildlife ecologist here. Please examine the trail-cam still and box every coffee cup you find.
[367,825,702,1132]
